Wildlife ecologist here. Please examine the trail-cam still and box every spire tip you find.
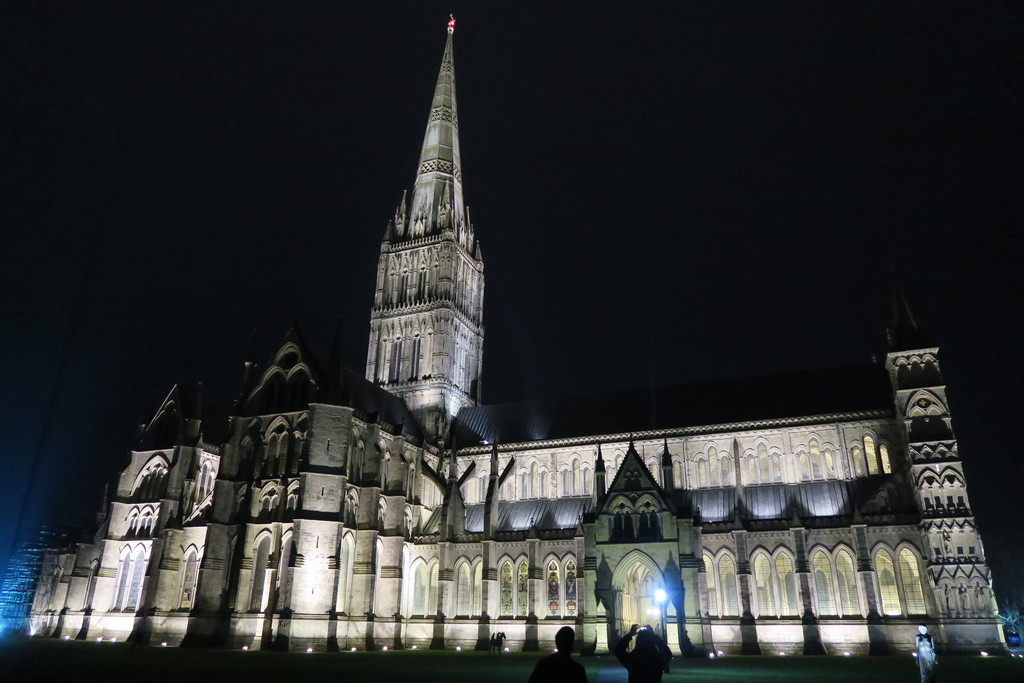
[448,14,455,34]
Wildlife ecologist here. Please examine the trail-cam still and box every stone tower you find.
[366,19,484,444]
[884,286,998,625]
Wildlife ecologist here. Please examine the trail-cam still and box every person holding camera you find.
[614,624,672,683]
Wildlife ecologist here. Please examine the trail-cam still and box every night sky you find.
[3,3,1022,597]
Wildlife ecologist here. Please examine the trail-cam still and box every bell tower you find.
[883,285,998,627]
[366,18,484,444]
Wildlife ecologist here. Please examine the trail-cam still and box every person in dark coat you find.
[527,626,588,683]
[615,624,672,683]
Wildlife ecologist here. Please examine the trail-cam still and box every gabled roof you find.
[453,364,893,446]
[600,440,671,514]
[245,327,422,440]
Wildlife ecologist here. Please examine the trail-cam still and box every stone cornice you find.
[455,409,895,455]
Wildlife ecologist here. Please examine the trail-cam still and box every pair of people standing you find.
[527,624,672,683]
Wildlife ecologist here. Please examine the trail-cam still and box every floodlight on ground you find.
[109,638,116,642]
[504,647,510,652]
[455,646,462,652]
[654,588,667,604]
[411,645,417,650]
[63,636,69,641]
[912,652,918,658]
[242,645,249,651]
[382,646,388,652]
[843,652,850,656]
[351,647,357,652]
[778,652,785,656]
[717,650,724,656]
[161,642,168,647]
[96,638,102,642]
[708,652,715,659]
[981,651,989,656]
[306,648,313,653]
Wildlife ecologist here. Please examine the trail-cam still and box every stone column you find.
[791,522,824,654]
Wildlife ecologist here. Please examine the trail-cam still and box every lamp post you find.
[654,588,667,638]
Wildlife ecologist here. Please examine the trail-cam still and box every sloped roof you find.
[453,364,892,446]
[338,366,422,441]
[464,498,591,532]
[680,475,916,522]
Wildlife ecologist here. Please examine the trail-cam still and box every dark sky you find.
[3,2,1022,596]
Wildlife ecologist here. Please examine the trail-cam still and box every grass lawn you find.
[2,637,1021,683]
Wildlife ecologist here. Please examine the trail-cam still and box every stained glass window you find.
[865,436,879,475]
[500,562,513,615]
[875,549,900,615]
[719,555,738,616]
[547,560,560,615]
[776,553,798,615]
[179,551,199,609]
[517,561,529,616]
[835,549,859,615]
[754,554,774,617]
[898,549,926,614]
[126,547,146,610]
[565,558,577,616]
[880,444,891,474]
[812,551,835,615]
[703,554,718,616]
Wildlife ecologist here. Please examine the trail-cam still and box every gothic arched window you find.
[564,558,577,616]
[775,553,798,615]
[703,554,718,616]
[875,549,900,615]
[835,549,860,616]
[250,536,271,612]
[898,548,927,615]
[456,562,472,615]
[718,554,739,616]
[517,561,530,616]
[864,435,879,475]
[500,561,514,616]
[547,560,561,616]
[179,550,199,609]
[880,443,892,474]
[753,553,775,617]
[812,550,835,615]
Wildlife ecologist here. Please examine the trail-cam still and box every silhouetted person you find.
[916,624,937,683]
[527,626,588,683]
[615,624,672,683]
[490,631,507,655]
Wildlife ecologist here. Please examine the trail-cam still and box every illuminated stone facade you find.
[29,25,1004,656]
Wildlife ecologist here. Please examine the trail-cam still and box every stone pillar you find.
[732,529,760,654]
[791,522,824,654]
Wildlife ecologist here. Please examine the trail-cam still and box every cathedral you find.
[29,22,1005,656]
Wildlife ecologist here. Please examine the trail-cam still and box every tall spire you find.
[366,18,485,444]
[407,19,465,239]
[886,280,928,351]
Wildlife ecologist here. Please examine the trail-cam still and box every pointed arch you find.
[179,547,200,609]
[752,552,775,617]
[811,549,835,615]
[774,550,799,616]
[717,552,739,616]
[898,547,927,615]
[703,553,718,616]
[874,547,900,616]
[835,548,860,616]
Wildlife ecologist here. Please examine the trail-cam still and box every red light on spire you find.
[448,15,456,34]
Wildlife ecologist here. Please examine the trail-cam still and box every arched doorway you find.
[611,551,665,641]
[622,562,658,630]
